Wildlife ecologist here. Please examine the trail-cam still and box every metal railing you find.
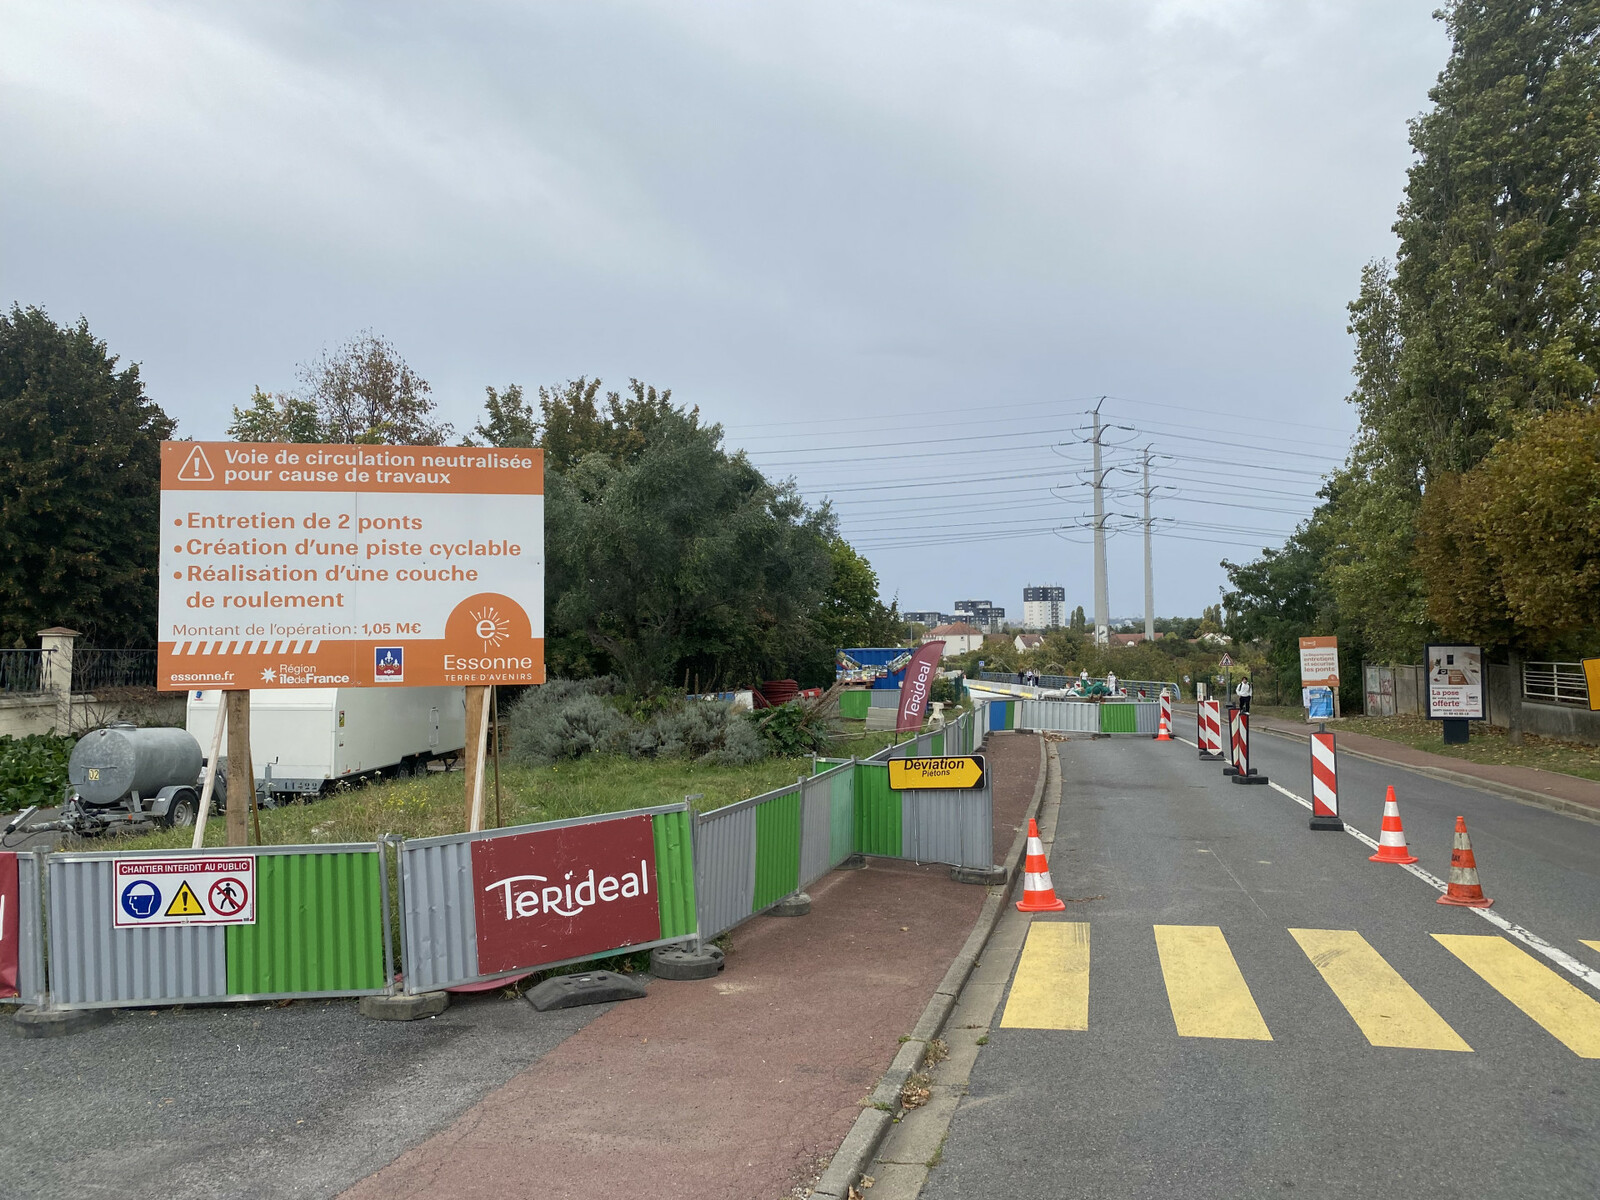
[978,670,1179,697]
[0,648,50,694]
[1523,661,1590,706]
[71,647,159,692]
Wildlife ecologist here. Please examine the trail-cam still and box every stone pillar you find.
[36,627,78,734]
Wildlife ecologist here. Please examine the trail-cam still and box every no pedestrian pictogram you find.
[208,877,248,916]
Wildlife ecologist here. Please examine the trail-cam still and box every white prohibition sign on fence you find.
[112,856,257,928]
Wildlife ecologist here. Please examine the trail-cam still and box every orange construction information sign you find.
[157,442,544,690]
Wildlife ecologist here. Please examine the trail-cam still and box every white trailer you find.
[186,687,468,798]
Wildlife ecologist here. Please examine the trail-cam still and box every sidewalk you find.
[1251,713,1600,819]
[341,733,1042,1200]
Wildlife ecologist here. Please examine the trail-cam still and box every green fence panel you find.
[931,731,945,756]
[828,767,855,865]
[1100,703,1137,733]
[652,809,698,940]
[854,762,901,857]
[752,791,802,910]
[226,850,384,995]
[839,691,871,719]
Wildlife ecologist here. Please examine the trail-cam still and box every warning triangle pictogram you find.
[178,445,215,482]
[165,880,206,917]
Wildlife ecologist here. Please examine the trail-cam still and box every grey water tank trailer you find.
[4,724,208,839]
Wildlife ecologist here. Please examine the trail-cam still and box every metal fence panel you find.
[48,856,227,1007]
[1016,699,1098,733]
[854,761,900,855]
[828,765,855,867]
[695,803,757,941]
[4,851,46,1005]
[868,689,900,707]
[1134,700,1160,734]
[652,809,698,941]
[901,787,993,869]
[752,790,802,910]
[226,848,387,997]
[398,835,479,992]
[798,774,833,890]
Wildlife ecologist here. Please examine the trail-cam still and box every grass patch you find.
[88,753,813,853]
[1261,710,1600,784]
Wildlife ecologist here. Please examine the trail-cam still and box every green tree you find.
[545,413,835,692]
[227,386,323,442]
[816,539,902,651]
[471,383,537,447]
[1418,406,1600,652]
[300,331,451,445]
[1069,605,1086,632]
[0,305,174,645]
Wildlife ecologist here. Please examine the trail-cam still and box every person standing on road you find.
[1236,676,1252,713]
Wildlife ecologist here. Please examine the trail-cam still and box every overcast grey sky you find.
[2,1,1448,622]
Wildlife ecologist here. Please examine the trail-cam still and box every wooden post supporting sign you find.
[464,685,493,832]
[224,690,253,847]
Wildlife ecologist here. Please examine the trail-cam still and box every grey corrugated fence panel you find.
[399,805,691,993]
[1017,699,1097,733]
[12,851,46,1006]
[398,835,479,992]
[694,802,757,941]
[45,842,386,1010]
[980,671,1181,697]
[797,773,833,890]
[47,856,227,1007]
[868,689,900,707]
[1135,701,1160,734]
[900,786,993,869]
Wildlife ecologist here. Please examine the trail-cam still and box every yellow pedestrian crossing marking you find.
[1001,922,1090,1030]
[1433,934,1600,1058]
[1582,940,1600,956]
[1152,925,1272,1041]
[1289,929,1470,1052]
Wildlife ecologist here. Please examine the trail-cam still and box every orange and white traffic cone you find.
[1016,818,1066,912]
[1367,786,1419,865]
[1437,815,1493,907]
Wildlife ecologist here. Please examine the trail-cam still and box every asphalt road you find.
[923,730,1600,1200]
[1,989,608,1200]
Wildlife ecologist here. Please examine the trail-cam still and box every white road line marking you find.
[1265,779,1600,994]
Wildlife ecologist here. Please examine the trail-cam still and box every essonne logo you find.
[484,861,650,921]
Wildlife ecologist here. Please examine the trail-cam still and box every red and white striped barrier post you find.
[1229,711,1268,785]
[1223,706,1241,775]
[1199,700,1222,761]
[1308,730,1343,830]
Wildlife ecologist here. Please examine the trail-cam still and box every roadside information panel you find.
[157,442,544,690]
[1425,644,1485,719]
[113,856,257,928]
[888,755,987,791]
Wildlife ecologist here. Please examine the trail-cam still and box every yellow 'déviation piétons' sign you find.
[888,755,986,791]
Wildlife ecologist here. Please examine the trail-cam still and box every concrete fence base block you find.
[359,992,450,1022]
[11,1005,114,1038]
[650,944,725,981]
[525,970,647,1012]
[765,892,812,917]
[950,864,1007,886]
[837,853,868,870]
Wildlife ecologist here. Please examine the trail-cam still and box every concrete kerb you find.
[810,733,1051,1200]
[1256,725,1600,827]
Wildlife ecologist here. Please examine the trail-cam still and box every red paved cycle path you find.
[343,733,1040,1200]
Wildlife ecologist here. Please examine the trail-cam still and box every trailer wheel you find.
[165,788,200,828]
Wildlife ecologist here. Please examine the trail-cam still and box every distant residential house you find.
[1194,632,1233,646]
[923,622,985,657]
[1014,633,1044,653]
[1109,631,1165,648]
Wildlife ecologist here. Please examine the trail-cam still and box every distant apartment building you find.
[902,611,951,628]
[1022,585,1066,630]
[953,599,1006,633]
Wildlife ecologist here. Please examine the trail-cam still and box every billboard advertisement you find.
[1425,644,1485,720]
[158,442,544,690]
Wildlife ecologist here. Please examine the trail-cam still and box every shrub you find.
[0,733,74,812]
[652,702,767,765]
[748,701,836,757]
[504,678,628,765]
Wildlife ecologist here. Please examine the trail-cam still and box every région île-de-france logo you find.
[374,646,404,681]
[472,603,512,651]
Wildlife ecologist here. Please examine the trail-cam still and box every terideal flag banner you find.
[472,814,662,975]
[0,851,18,999]
[897,640,945,731]
[157,442,544,690]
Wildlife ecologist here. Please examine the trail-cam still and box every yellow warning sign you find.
[165,880,206,917]
[888,755,986,791]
